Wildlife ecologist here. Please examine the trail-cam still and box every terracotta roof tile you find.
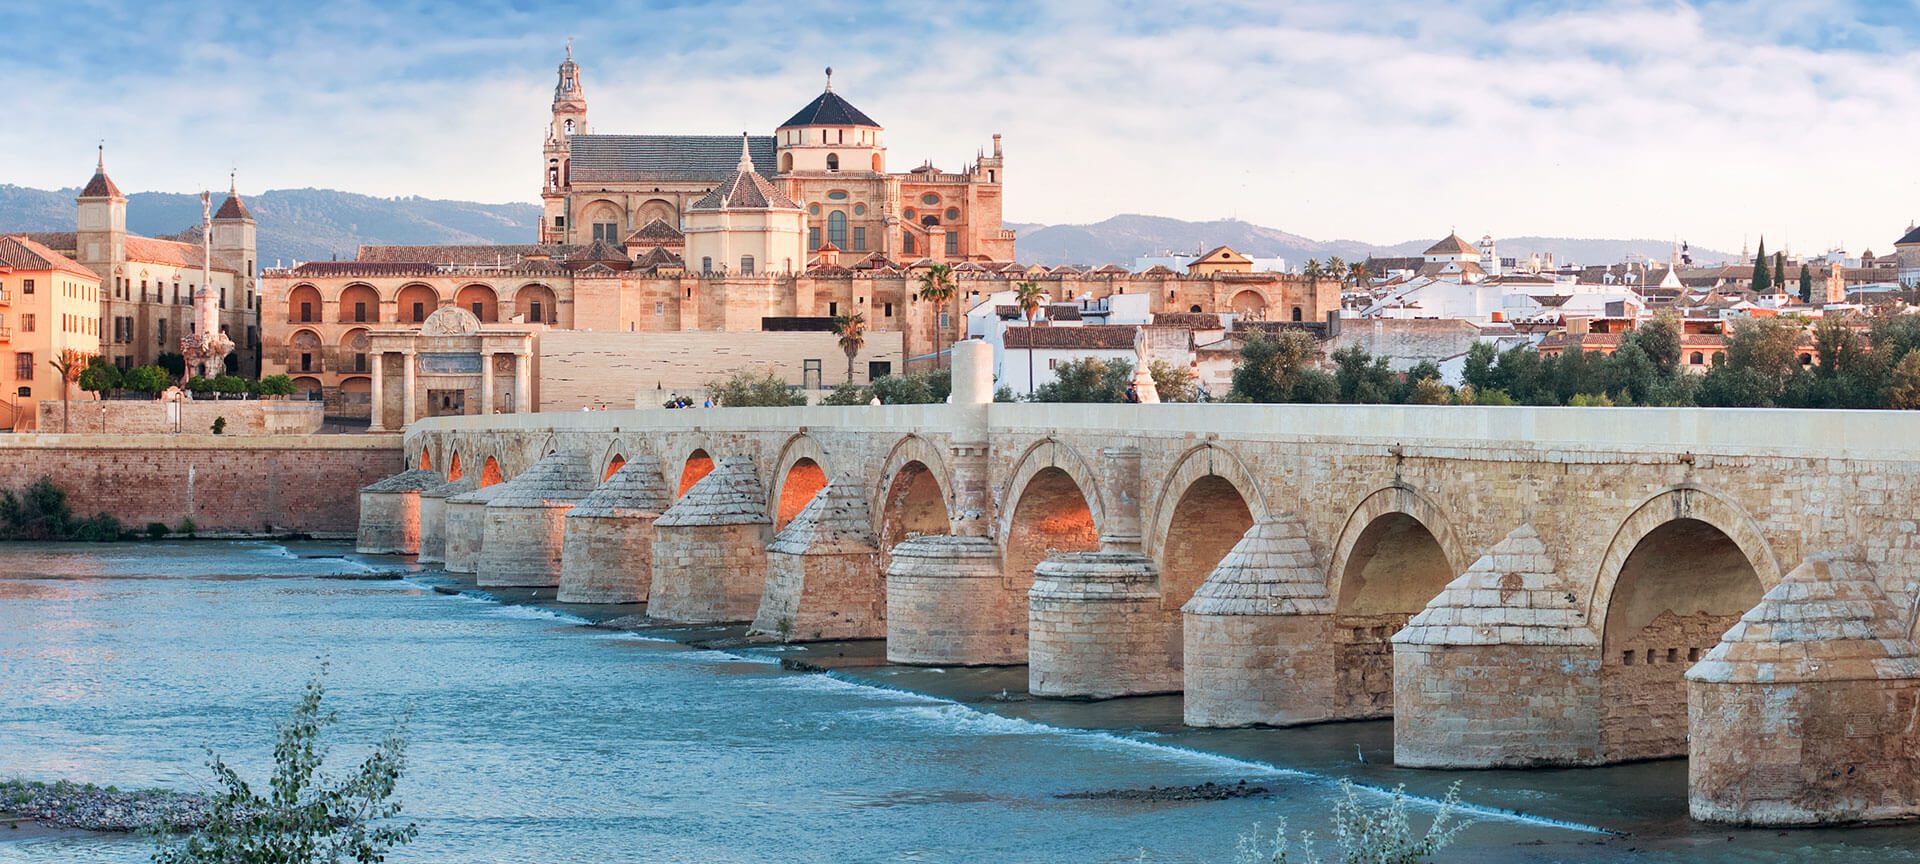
[1002,324,1137,350]
[0,235,99,278]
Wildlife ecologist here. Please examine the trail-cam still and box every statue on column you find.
[178,190,234,381]
[1128,326,1160,404]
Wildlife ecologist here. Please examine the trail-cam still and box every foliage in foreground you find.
[0,476,120,541]
[706,369,807,407]
[153,675,416,864]
[1233,781,1472,864]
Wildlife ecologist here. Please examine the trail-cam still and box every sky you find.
[3,0,1918,254]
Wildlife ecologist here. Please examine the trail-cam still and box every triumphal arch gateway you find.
[364,308,534,431]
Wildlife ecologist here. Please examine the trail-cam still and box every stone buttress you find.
[885,394,1013,665]
[356,469,442,555]
[443,481,511,575]
[1028,445,1176,698]
[557,457,671,604]
[478,450,596,587]
[1687,552,1920,825]
[417,476,475,565]
[648,455,773,623]
[1391,523,1601,767]
[1182,515,1335,726]
[751,479,884,641]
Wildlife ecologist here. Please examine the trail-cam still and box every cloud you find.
[2,0,1915,257]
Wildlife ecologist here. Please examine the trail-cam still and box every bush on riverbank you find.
[1233,780,1472,864]
[0,476,121,541]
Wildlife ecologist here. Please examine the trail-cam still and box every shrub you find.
[78,356,121,394]
[0,477,74,540]
[122,365,171,395]
[152,675,417,864]
[820,383,869,405]
[706,369,806,407]
[156,352,187,379]
[211,375,248,396]
[868,369,951,405]
[211,417,227,435]
[72,513,122,542]
[185,377,213,395]
[177,518,197,538]
[1234,780,1472,864]
[146,522,170,539]
[258,374,297,397]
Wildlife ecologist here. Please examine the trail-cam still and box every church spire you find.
[738,132,753,172]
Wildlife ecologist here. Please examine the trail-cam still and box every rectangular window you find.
[867,360,890,381]
[938,311,950,329]
[158,319,167,344]
[701,258,713,275]
[592,222,616,243]
[884,302,894,317]
[555,216,565,228]
[530,301,544,323]
[741,256,755,276]
[808,227,821,250]
[21,279,32,295]
[852,227,866,251]
[301,353,313,372]
[654,302,664,315]
[803,359,821,390]
[411,302,425,322]
[355,353,367,372]
[946,232,959,256]
[471,302,484,319]
[829,302,838,317]
[301,302,314,322]
[20,314,32,333]
[15,353,32,380]
[355,302,368,322]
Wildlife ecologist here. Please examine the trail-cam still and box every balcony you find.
[0,289,9,305]
[0,327,10,341]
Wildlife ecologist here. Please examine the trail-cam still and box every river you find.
[2,541,1917,863]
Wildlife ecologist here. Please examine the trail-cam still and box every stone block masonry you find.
[0,434,401,536]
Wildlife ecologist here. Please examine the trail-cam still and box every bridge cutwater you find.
[358,342,1920,826]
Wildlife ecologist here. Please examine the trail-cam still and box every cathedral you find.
[539,49,1014,267]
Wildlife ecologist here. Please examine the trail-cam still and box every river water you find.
[3,542,1918,863]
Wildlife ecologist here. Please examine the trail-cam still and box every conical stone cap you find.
[654,455,771,527]
[1687,552,1920,685]
[447,480,512,507]
[568,457,671,519]
[422,476,475,501]
[1183,515,1331,616]
[488,450,596,508]
[768,481,878,555]
[1395,523,1595,647]
[360,469,442,494]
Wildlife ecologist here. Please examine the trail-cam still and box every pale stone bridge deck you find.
[364,366,1920,826]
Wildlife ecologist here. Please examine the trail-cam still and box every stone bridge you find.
[359,346,1920,826]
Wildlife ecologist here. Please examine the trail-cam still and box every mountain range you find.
[0,184,1733,271]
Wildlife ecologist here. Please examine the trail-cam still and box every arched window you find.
[1291,306,1302,322]
[1799,353,1814,366]
[826,153,839,171]
[780,152,793,172]
[828,211,848,248]
[564,119,574,136]
[1189,304,1203,313]
[741,256,755,275]
[1690,351,1704,364]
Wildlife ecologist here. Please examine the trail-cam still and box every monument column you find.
[401,348,418,426]
[368,351,386,431]
[478,350,495,416]
[514,348,532,414]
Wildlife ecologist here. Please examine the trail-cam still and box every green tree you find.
[258,374,297,397]
[1696,363,1777,407]
[1461,342,1498,393]
[124,366,171,396]
[1723,316,1804,402]
[1031,357,1131,403]
[1346,260,1367,287]
[152,675,416,864]
[1014,281,1045,396]
[1325,256,1347,285]
[0,476,74,540]
[1888,352,1920,409]
[868,369,949,405]
[78,356,121,395]
[1774,251,1786,291]
[1751,238,1771,293]
[1229,329,1327,403]
[706,369,806,407]
[820,382,869,405]
[831,311,867,384]
[1799,263,1814,304]
[916,262,956,369]
[1333,346,1395,403]
[1629,312,1683,375]
[47,349,87,433]
[156,352,187,379]
[1147,358,1197,402]
[211,375,248,396]
[1602,341,1658,404]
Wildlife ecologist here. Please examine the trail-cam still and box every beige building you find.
[0,235,104,431]
[539,52,1012,264]
[22,152,260,375]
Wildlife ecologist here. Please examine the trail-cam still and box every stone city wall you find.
[38,399,326,436]
[0,434,402,535]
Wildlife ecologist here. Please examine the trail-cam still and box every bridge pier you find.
[355,469,441,555]
[648,455,772,623]
[1183,516,1336,726]
[417,476,474,565]
[443,481,510,575]
[557,457,671,604]
[478,450,594,587]
[1688,553,1920,825]
[885,535,1012,664]
[1392,524,1602,767]
[752,479,884,641]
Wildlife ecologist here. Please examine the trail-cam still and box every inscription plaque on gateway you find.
[420,353,482,374]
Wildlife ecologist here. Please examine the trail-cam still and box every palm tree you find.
[48,349,86,434]
[832,311,867,384]
[1347,261,1368,287]
[1303,259,1322,281]
[1326,256,1347,285]
[1014,281,1045,395]
[917,262,956,369]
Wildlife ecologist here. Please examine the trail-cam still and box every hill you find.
[0,185,540,266]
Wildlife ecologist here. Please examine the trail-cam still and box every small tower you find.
[74,144,127,276]
[212,172,257,282]
[1478,233,1500,277]
[979,133,1005,186]
[774,67,884,176]
[542,44,588,243]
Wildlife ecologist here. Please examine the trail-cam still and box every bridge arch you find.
[999,438,1105,596]
[1588,485,1778,762]
[670,438,718,498]
[597,438,630,482]
[1325,483,1466,717]
[768,433,831,529]
[1146,443,1270,611]
[875,435,953,562]
[446,450,463,482]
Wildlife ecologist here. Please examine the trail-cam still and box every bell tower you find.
[542,44,588,244]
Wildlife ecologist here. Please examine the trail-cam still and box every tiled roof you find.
[623,219,684,246]
[115,235,241,274]
[214,193,253,221]
[634,246,683,268]
[1139,264,1177,276]
[0,235,98,278]
[1422,233,1478,256]
[1045,303,1082,321]
[1896,225,1920,246]
[689,166,802,211]
[1002,324,1137,350]
[80,168,121,199]
[1089,264,1130,275]
[569,239,631,264]
[357,244,571,265]
[779,90,880,129]
[1153,312,1223,329]
[569,134,778,183]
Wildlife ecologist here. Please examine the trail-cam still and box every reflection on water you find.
[0,542,1917,863]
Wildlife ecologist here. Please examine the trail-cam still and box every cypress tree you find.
[1751,238,1771,292]
[1774,251,1786,290]
[1799,264,1813,304]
